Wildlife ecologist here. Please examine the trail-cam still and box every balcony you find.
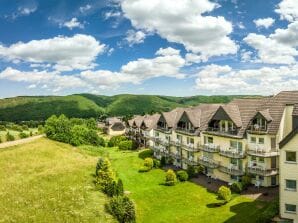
[198,156,220,169]
[219,148,246,159]
[247,166,279,176]
[156,126,172,134]
[219,165,244,176]
[182,156,198,165]
[181,143,200,152]
[154,138,170,146]
[200,143,220,153]
[247,145,279,157]
[175,127,197,136]
[205,127,238,136]
[170,151,182,159]
[247,125,267,135]
[170,139,183,146]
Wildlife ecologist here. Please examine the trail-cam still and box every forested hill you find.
[0,94,260,121]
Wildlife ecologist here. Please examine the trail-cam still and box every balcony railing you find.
[169,151,182,159]
[219,148,246,159]
[175,127,197,135]
[247,125,267,134]
[156,126,172,134]
[182,156,198,165]
[154,138,170,146]
[200,143,220,153]
[181,143,200,152]
[170,140,183,146]
[205,127,238,136]
[247,147,279,157]
[198,156,220,169]
[219,165,244,176]
[247,166,279,176]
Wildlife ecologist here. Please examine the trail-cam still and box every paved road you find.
[0,134,45,149]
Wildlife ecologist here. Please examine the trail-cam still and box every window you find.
[251,156,256,161]
[230,158,238,165]
[286,151,297,163]
[259,157,264,163]
[259,176,264,181]
[250,137,256,143]
[187,137,194,144]
[230,141,243,151]
[258,138,264,144]
[286,180,297,191]
[204,136,213,144]
[285,204,296,213]
[155,132,159,137]
[231,175,238,181]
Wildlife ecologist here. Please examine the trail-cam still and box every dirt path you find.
[0,135,45,149]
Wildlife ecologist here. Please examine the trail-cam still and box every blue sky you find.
[0,0,297,98]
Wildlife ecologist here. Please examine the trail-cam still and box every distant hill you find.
[0,94,260,121]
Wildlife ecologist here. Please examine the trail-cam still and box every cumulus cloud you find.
[79,4,92,13]
[120,0,237,60]
[0,34,106,71]
[0,47,186,92]
[253,18,275,29]
[61,18,84,30]
[195,64,298,94]
[275,0,298,22]
[125,30,146,46]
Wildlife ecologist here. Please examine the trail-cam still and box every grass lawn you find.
[0,128,39,142]
[0,138,115,223]
[104,148,273,223]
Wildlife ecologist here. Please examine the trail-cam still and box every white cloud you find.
[61,18,84,30]
[0,47,186,91]
[104,11,122,20]
[0,34,106,71]
[275,0,298,22]
[79,4,92,13]
[125,30,146,46]
[244,33,298,64]
[253,18,275,29]
[240,50,253,62]
[195,64,298,94]
[121,0,237,60]
[18,6,37,16]
[271,21,298,47]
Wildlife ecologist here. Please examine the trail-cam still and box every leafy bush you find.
[9,124,23,132]
[0,125,6,131]
[218,186,232,203]
[177,170,189,182]
[230,182,243,193]
[160,156,166,166]
[107,196,136,223]
[139,166,150,172]
[108,135,127,147]
[153,159,160,168]
[85,129,105,146]
[241,175,251,189]
[6,132,15,141]
[45,115,72,143]
[138,149,153,159]
[19,132,29,139]
[70,125,89,146]
[118,140,133,150]
[187,165,197,178]
[116,179,124,196]
[95,158,116,193]
[144,158,154,169]
[21,125,29,131]
[256,200,279,223]
[38,125,44,133]
[165,169,177,186]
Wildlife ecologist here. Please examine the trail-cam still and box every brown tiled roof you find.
[161,107,185,128]
[258,109,273,121]
[142,114,161,130]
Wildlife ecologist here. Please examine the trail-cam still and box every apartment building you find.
[127,91,298,189]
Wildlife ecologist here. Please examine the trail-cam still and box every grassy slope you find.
[0,138,115,223]
[106,148,270,223]
[0,128,38,142]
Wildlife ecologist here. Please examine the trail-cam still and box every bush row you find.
[108,135,138,150]
[95,157,136,223]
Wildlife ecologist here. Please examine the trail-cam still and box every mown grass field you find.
[0,138,115,223]
[0,128,38,142]
[0,138,273,223]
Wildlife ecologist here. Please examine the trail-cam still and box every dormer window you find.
[252,117,267,131]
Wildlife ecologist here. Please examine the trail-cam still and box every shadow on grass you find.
[206,202,226,208]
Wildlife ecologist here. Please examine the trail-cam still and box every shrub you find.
[187,165,196,178]
[153,159,160,168]
[21,125,29,130]
[160,156,166,166]
[45,115,72,143]
[38,125,44,133]
[118,140,133,150]
[230,182,243,193]
[9,124,23,132]
[6,132,15,141]
[177,170,189,182]
[19,132,29,139]
[95,158,116,193]
[218,186,232,203]
[106,180,118,197]
[165,169,177,186]
[144,158,154,170]
[138,149,153,159]
[241,175,251,189]
[85,129,105,146]
[0,125,6,131]
[108,135,127,147]
[70,125,89,146]
[116,179,124,196]
[107,196,136,223]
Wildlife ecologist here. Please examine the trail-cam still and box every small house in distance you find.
[103,117,126,136]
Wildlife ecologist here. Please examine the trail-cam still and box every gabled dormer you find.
[206,105,241,136]
[176,111,196,135]
[156,114,171,133]
[247,110,272,134]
